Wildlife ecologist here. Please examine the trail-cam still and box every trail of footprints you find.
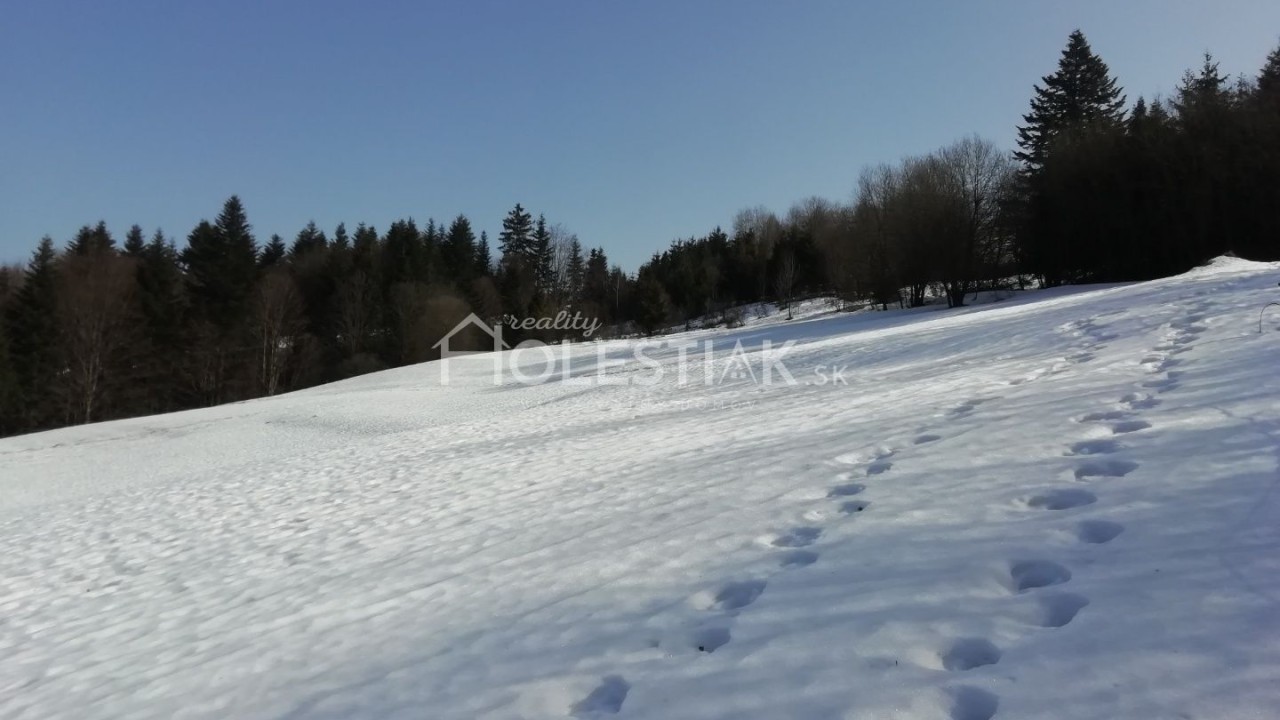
[568,443,894,715]
[569,307,1200,718]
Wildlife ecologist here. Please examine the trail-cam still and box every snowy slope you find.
[2,258,1280,720]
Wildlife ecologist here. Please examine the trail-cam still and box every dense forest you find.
[2,31,1278,437]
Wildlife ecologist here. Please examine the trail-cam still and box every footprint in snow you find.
[767,527,822,548]
[939,638,1002,671]
[1142,377,1180,393]
[835,447,895,466]
[839,500,870,515]
[1024,592,1090,628]
[828,482,866,498]
[913,434,942,445]
[692,580,767,612]
[1023,488,1096,510]
[1109,419,1151,434]
[1074,459,1138,480]
[1120,392,1160,410]
[1009,559,1073,593]
[1076,519,1124,544]
[778,550,819,569]
[690,625,732,653]
[1065,439,1119,456]
[571,676,630,717]
[865,460,893,476]
[948,686,1000,720]
[953,397,997,415]
[801,508,831,523]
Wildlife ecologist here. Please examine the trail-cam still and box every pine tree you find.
[634,270,670,335]
[1173,53,1230,118]
[474,231,492,277]
[259,234,287,268]
[134,230,186,413]
[421,219,440,284]
[382,219,422,286]
[1260,42,1280,98]
[499,204,534,260]
[566,238,585,302]
[532,214,554,295]
[1015,30,1126,172]
[68,221,115,256]
[498,205,536,319]
[290,221,328,258]
[183,196,259,331]
[123,225,146,258]
[5,238,61,430]
[215,196,259,291]
[332,222,350,251]
[352,223,380,275]
[441,214,477,282]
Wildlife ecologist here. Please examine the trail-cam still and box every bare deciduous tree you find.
[253,269,304,396]
[334,270,377,357]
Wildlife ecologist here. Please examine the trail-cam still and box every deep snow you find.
[2,258,1279,720]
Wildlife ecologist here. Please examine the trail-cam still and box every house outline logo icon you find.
[433,313,511,384]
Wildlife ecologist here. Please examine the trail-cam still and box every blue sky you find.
[2,0,1278,270]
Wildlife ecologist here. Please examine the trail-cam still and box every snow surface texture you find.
[3,258,1280,719]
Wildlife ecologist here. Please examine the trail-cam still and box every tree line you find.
[630,32,1280,328]
[2,30,1278,436]
[0,201,633,436]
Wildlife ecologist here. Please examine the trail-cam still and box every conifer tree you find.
[382,219,422,286]
[332,222,350,251]
[259,234,287,268]
[1015,30,1126,172]
[123,225,146,258]
[442,214,477,282]
[4,238,61,429]
[290,221,328,258]
[532,214,554,295]
[474,231,492,277]
[566,237,585,302]
[499,204,534,260]
[68,221,116,256]
[183,196,259,332]
[134,230,186,413]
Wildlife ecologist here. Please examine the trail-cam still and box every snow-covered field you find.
[3,258,1280,720]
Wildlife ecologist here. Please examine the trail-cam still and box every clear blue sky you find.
[3,0,1278,270]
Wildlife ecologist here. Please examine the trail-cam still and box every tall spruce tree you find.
[259,234,287,268]
[498,204,534,260]
[183,196,259,331]
[1015,30,1126,172]
[532,214,554,296]
[474,231,492,277]
[5,238,61,430]
[123,225,146,258]
[290,221,328,258]
[134,230,186,413]
[441,214,477,282]
[68,221,115,256]
[332,222,350,251]
[566,238,585,302]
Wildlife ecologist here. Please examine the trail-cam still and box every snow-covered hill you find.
[3,258,1280,720]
